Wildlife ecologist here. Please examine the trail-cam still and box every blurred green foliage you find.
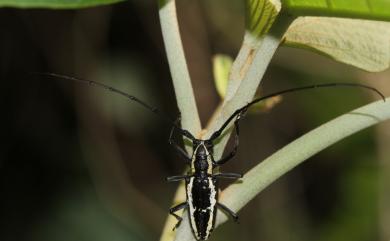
[282,0,390,21]
[0,0,124,8]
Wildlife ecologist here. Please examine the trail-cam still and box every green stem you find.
[158,0,201,135]
[208,14,294,160]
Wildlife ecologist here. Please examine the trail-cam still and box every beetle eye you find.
[205,140,212,147]
[193,140,201,148]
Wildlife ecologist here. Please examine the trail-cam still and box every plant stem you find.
[158,0,201,135]
[207,14,294,160]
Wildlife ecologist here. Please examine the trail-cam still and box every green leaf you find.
[0,0,124,8]
[283,17,390,72]
[246,0,281,38]
[282,0,390,21]
[213,54,233,99]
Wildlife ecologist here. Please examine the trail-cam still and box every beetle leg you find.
[214,117,240,165]
[169,118,192,164]
[213,173,243,179]
[217,202,239,223]
[169,202,188,230]
[166,175,191,182]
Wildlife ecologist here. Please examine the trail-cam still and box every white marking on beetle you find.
[206,177,217,238]
[187,177,200,240]
[190,145,198,172]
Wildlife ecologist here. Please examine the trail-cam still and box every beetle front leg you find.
[169,118,192,165]
[214,117,240,165]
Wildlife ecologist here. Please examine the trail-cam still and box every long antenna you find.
[35,72,194,138]
[209,83,386,141]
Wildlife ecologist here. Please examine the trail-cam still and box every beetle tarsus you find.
[169,202,187,230]
[217,202,239,223]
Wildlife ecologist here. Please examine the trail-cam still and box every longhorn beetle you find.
[39,73,385,240]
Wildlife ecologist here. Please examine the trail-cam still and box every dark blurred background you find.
[0,1,389,241]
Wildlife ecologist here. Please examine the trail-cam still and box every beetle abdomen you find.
[187,176,217,240]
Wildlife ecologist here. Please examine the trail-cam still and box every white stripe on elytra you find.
[187,177,200,240]
[206,177,217,238]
